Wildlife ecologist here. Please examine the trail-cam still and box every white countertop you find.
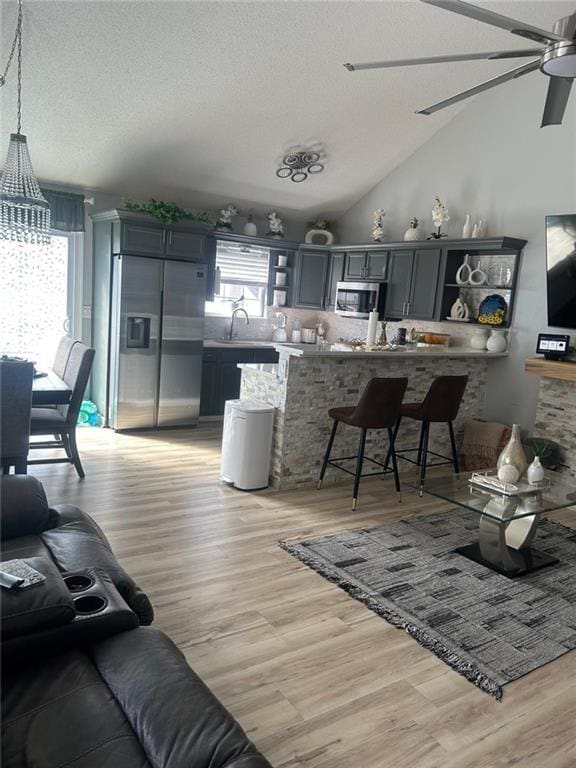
[203,339,278,349]
[274,343,508,359]
[238,363,279,376]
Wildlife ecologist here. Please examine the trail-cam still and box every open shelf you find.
[445,283,512,290]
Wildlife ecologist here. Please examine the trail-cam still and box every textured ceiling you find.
[0,0,572,219]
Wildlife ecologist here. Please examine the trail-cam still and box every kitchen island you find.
[239,343,507,490]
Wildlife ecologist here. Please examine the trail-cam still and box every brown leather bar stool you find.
[388,375,468,495]
[318,377,408,510]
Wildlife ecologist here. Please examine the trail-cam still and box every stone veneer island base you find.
[240,344,507,490]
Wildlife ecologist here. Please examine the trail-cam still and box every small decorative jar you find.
[486,329,508,352]
[470,328,489,350]
[243,214,258,236]
[497,424,528,479]
[404,217,422,241]
[527,456,545,485]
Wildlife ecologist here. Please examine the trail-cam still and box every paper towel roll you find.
[366,310,378,346]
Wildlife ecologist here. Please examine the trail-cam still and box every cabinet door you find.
[408,248,441,319]
[365,251,388,280]
[385,251,414,319]
[325,252,345,309]
[344,252,366,279]
[120,223,165,256]
[166,230,205,259]
[200,357,219,416]
[252,348,280,364]
[293,249,330,309]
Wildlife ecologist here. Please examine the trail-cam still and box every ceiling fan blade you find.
[417,59,540,115]
[344,48,542,72]
[421,0,569,45]
[541,77,574,126]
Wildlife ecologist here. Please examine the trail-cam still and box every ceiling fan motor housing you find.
[540,15,576,78]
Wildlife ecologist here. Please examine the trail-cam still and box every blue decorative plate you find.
[478,294,508,326]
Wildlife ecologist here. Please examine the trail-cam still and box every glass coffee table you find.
[411,471,576,577]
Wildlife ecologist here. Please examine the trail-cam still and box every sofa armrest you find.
[41,505,154,625]
[0,476,57,540]
[1,556,75,639]
[91,628,272,768]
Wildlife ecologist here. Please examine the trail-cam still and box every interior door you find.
[112,255,162,430]
[408,248,442,319]
[157,260,206,427]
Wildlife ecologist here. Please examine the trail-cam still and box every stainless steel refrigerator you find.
[108,254,206,430]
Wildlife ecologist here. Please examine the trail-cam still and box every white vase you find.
[472,223,479,238]
[243,216,258,236]
[497,424,528,479]
[455,254,472,285]
[404,227,422,241]
[479,219,487,237]
[486,329,508,352]
[462,214,473,239]
[527,456,545,485]
[470,328,489,350]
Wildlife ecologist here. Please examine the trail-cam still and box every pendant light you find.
[0,0,50,245]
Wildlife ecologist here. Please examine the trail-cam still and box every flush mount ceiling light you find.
[344,0,576,127]
[276,151,325,183]
[0,0,50,245]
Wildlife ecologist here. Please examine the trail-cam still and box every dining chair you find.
[28,343,95,478]
[52,336,78,378]
[0,361,34,474]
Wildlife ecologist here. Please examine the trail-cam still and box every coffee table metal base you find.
[454,543,559,578]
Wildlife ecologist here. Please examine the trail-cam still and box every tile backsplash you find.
[205,307,485,348]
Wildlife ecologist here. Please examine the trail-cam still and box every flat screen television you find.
[546,214,576,330]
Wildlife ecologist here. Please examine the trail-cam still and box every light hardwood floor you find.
[30,425,576,768]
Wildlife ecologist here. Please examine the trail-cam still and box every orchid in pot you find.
[428,196,449,239]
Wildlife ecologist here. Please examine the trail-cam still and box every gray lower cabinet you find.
[293,248,330,309]
[200,346,279,416]
[386,248,441,320]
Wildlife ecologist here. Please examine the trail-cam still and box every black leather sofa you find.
[1,476,272,768]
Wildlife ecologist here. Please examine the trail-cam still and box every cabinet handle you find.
[169,231,173,246]
[406,301,411,315]
[162,230,166,244]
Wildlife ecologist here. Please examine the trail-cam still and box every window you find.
[205,241,269,317]
[0,234,74,366]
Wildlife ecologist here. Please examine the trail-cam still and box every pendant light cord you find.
[1,0,23,133]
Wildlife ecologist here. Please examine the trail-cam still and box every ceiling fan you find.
[344,0,576,126]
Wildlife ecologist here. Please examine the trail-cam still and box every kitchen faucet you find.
[228,307,249,340]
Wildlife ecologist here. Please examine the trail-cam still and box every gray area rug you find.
[280,510,576,700]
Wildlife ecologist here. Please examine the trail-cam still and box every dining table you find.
[32,369,72,406]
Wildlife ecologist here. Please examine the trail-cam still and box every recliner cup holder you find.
[73,595,108,615]
[64,574,94,593]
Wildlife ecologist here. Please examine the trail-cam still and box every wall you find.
[337,75,576,432]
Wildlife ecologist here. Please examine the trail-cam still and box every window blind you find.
[216,242,269,286]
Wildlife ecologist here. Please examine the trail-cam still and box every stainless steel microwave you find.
[335,281,386,319]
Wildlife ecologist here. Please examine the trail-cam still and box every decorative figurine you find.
[428,196,449,239]
[372,209,386,242]
[267,210,285,238]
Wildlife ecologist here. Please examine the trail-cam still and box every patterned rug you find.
[280,510,576,700]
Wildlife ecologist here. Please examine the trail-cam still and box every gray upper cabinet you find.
[343,250,388,281]
[325,252,345,309]
[386,250,413,318]
[386,248,441,320]
[166,230,205,259]
[409,248,441,319]
[344,253,366,279]
[365,251,388,280]
[121,223,165,256]
[293,248,330,309]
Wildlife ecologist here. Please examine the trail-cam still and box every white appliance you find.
[220,400,275,490]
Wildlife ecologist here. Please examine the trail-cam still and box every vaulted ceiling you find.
[0,0,572,219]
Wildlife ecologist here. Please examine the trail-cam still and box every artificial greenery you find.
[123,198,219,228]
[529,439,553,459]
[307,217,331,231]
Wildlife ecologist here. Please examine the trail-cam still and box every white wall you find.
[337,74,576,431]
